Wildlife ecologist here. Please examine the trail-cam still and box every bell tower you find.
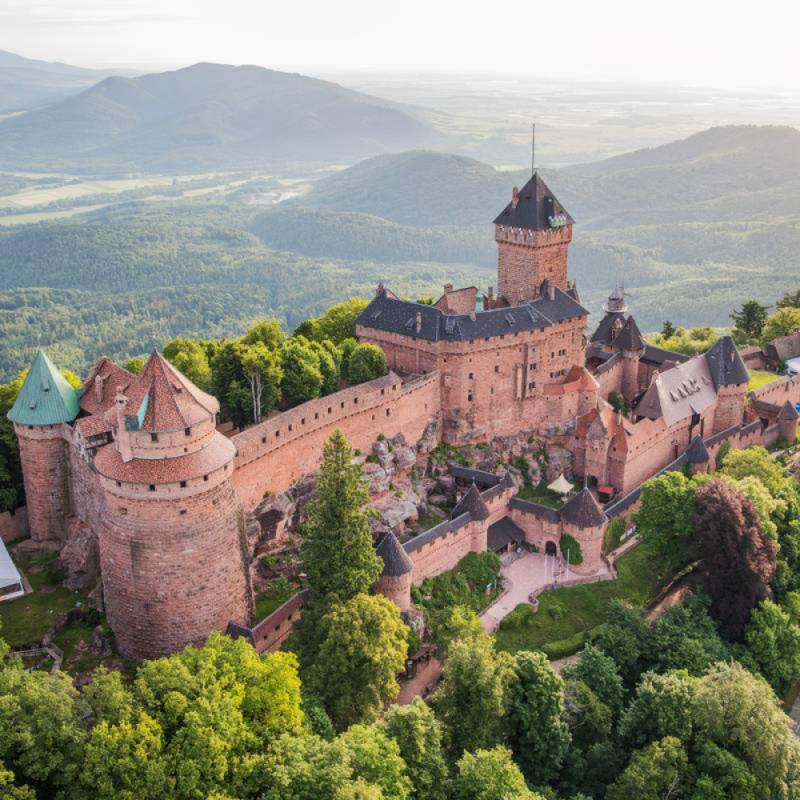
[493,172,574,305]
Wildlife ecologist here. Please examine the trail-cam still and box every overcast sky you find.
[2,0,799,89]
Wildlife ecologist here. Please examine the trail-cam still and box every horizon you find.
[2,0,800,91]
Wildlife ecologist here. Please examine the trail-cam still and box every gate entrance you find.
[545,541,557,556]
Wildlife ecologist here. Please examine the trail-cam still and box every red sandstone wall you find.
[407,520,483,582]
[560,519,604,576]
[510,508,560,553]
[752,374,800,406]
[15,425,70,544]
[99,480,252,659]
[596,358,624,399]
[231,373,440,509]
[495,225,572,302]
[0,507,27,544]
[67,444,106,533]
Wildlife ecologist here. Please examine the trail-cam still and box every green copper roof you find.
[7,351,80,426]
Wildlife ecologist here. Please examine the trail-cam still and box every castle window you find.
[386,408,391,416]
[184,427,191,436]
[275,431,280,437]
[340,402,345,409]
[490,388,494,395]
[151,433,158,442]
[301,418,305,424]
[180,509,187,515]
[315,412,319,419]
[354,397,358,404]
[180,480,187,488]
[468,391,474,402]
[203,475,208,481]
[116,480,121,487]
[119,507,127,515]
[328,407,332,414]
[495,366,499,373]
[468,373,474,379]
[381,388,385,395]
[149,484,155,492]
[262,436,266,444]
[288,424,293,432]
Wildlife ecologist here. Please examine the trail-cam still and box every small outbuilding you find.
[0,539,24,602]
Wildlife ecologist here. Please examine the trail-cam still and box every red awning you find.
[598,484,615,495]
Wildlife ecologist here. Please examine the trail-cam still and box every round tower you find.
[94,352,253,659]
[8,351,80,545]
[375,531,413,612]
[559,488,607,576]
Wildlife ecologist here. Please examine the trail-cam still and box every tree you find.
[301,430,382,603]
[730,300,770,342]
[503,650,571,785]
[661,319,676,339]
[691,661,800,796]
[741,600,800,696]
[164,337,212,390]
[563,679,612,752]
[239,342,283,424]
[241,318,285,350]
[721,446,788,497]
[307,594,408,729]
[594,601,652,688]
[122,357,144,375]
[381,699,449,800]
[433,633,512,755]
[311,340,341,395]
[618,671,694,751]
[777,289,800,310]
[691,740,757,800]
[432,605,483,656]
[454,747,542,800]
[348,343,388,386]
[761,307,800,348]
[605,736,687,800]
[691,478,777,639]
[338,724,411,800]
[0,762,35,800]
[334,779,385,800]
[314,298,370,344]
[561,644,625,716]
[281,337,324,407]
[633,471,695,569]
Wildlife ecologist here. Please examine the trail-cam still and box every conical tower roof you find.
[685,435,710,464]
[612,316,646,353]
[778,400,799,421]
[493,172,574,231]
[376,531,413,577]
[7,351,80,426]
[123,351,218,432]
[705,336,749,391]
[560,488,607,528]
[451,482,491,521]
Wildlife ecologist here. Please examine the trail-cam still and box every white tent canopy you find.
[0,538,24,601]
[547,473,574,496]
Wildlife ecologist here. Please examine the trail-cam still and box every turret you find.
[375,531,413,612]
[559,488,607,576]
[705,337,749,434]
[7,351,80,545]
[94,351,253,659]
[612,316,647,403]
[777,401,799,444]
[493,173,574,304]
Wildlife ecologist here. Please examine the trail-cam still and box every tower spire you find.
[531,122,536,177]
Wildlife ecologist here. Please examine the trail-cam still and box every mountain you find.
[0,62,450,172]
[0,49,134,113]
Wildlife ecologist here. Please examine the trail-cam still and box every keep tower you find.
[93,351,253,659]
[7,351,79,545]
[493,172,574,304]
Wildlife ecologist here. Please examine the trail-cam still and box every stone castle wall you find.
[751,373,800,406]
[495,225,572,302]
[231,372,440,509]
[14,423,71,544]
[98,478,252,659]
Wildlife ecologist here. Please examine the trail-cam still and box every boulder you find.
[389,432,407,449]
[378,452,396,471]
[545,446,575,482]
[394,447,417,470]
[251,491,296,553]
[416,418,439,454]
[372,440,390,458]
[373,494,419,531]
[60,520,100,592]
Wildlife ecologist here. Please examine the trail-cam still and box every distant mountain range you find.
[0,61,451,172]
[0,49,137,114]
[272,125,800,326]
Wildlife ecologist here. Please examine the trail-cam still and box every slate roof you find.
[493,172,574,230]
[508,496,561,523]
[487,516,525,551]
[376,531,413,577]
[8,351,80,426]
[705,336,749,390]
[560,489,607,528]
[685,435,710,464]
[612,316,646,353]
[450,466,502,486]
[403,513,472,554]
[123,351,218,432]
[642,344,690,366]
[778,400,799,421]
[590,312,625,345]
[451,483,490,521]
[357,286,587,343]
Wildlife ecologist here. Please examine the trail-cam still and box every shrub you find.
[559,532,583,565]
[604,517,626,553]
[715,439,731,470]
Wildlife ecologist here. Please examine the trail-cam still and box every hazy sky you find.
[2,0,799,89]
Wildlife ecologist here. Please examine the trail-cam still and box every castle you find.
[9,170,800,658]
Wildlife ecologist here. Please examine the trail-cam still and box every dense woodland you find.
[3,430,800,799]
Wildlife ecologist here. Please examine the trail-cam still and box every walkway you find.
[480,551,610,633]
[396,657,442,705]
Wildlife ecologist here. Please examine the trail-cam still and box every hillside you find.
[0,49,133,113]
[0,62,450,172]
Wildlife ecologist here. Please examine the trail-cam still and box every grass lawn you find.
[494,537,669,658]
[749,369,782,391]
[254,578,297,621]
[0,552,87,648]
[516,479,579,509]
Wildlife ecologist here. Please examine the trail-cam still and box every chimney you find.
[443,282,453,294]
[548,284,556,301]
[114,387,133,463]
[376,282,385,296]
[469,310,476,322]
[488,286,494,303]
[415,311,422,335]
[95,373,106,405]
[511,186,520,209]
